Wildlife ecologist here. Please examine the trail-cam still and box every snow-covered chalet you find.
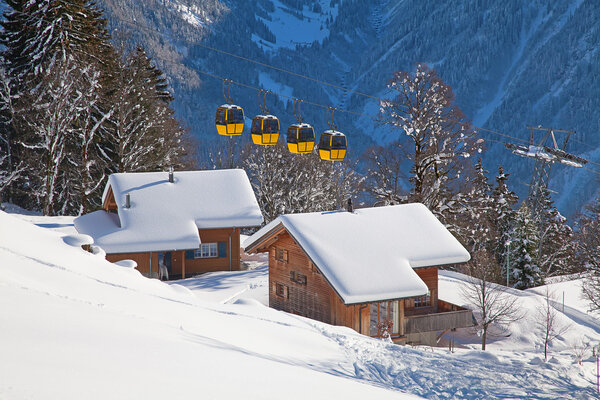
[75,169,263,279]
[244,203,473,345]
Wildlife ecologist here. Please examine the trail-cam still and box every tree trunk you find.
[481,325,487,351]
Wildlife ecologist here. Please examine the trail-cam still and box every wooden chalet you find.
[244,203,474,345]
[74,169,263,279]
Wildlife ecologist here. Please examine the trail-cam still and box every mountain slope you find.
[96,0,600,215]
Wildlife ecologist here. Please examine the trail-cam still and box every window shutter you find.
[284,286,289,299]
[218,242,227,258]
[185,250,194,260]
[283,250,288,263]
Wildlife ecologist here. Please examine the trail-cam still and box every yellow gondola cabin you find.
[216,104,245,136]
[318,130,347,161]
[287,123,315,154]
[251,115,280,145]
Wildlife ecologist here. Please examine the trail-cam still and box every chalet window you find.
[290,271,307,285]
[194,243,218,258]
[369,300,400,337]
[414,290,431,308]
[275,283,288,298]
[277,248,288,263]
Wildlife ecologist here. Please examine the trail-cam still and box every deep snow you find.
[1,210,599,399]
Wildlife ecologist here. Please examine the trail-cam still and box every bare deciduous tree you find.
[536,288,569,361]
[461,250,522,350]
[363,141,408,206]
[574,198,600,312]
[379,64,481,220]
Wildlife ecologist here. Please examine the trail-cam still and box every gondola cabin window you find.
[414,290,431,308]
[194,243,217,258]
[331,135,346,149]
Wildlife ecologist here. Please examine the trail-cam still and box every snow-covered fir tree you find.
[451,159,502,280]
[491,165,519,284]
[0,0,111,84]
[0,65,22,204]
[536,188,574,278]
[0,1,188,214]
[104,47,185,174]
[511,203,542,289]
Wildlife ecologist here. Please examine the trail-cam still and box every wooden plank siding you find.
[105,228,241,279]
[106,251,159,276]
[268,232,335,325]
[178,228,241,275]
[102,186,117,212]
[259,228,470,345]
[404,267,438,316]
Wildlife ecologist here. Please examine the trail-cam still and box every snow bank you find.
[0,211,424,400]
[2,211,597,398]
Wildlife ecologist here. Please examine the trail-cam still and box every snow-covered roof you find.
[219,104,242,109]
[75,169,263,254]
[323,130,345,136]
[244,204,470,304]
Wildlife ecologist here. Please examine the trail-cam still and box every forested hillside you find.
[95,0,600,216]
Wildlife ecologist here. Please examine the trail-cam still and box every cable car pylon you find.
[504,126,588,221]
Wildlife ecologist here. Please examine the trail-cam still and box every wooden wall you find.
[405,267,439,316]
[263,229,453,339]
[176,228,241,276]
[106,251,159,277]
[105,228,241,279]
[268,232,335,325]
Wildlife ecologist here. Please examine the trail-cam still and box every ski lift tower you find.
[505,126,588,222]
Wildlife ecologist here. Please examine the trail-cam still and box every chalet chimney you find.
[125,193,131,209]
[168,166,174,183]
[346,198,353,213]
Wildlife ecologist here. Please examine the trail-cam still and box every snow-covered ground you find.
[1,210,599,399]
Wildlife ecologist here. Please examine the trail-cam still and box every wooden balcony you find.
[404,300,474,334]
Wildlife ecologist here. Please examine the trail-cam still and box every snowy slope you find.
[0,211,420,399]
[1,212,598,399]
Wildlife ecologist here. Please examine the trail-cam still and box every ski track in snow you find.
[312,324,595,400]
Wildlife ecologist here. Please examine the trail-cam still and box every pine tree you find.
[537,188,574,278]
[511,203,542,289]
[0,0,115,214]
[491,165,518,284]
[452,159,502,279]
[0,65,22,204]
[20,57,85,215]
[104,47,185,174]
[0,0,111,84]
